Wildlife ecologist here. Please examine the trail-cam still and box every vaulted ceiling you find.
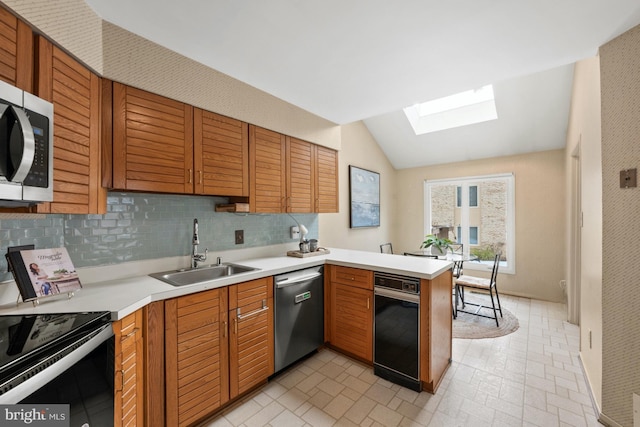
[85,0,640,168]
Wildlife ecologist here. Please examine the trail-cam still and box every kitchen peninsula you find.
[0,247,453,425]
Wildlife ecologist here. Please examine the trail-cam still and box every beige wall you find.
[599,24,640,427]
[396,150,566,303]
[3,0,341,150]
[564,56,603,410]
[319,122,397,251]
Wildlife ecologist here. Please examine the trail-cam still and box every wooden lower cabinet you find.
[162,277,274,425]
[420,270,453,393]
[113,309,144,427]
[228,277,274,398]
[165,288,229,427]
[327,265,373,362]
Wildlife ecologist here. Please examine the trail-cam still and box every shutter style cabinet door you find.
[194,109,249,197]
[315,145,339,213]
[0,7,33,91]
[113,310,144,427]
[112,82,194,193]
[249,125,286,212]
[165,289,229,427]
[228,277,274,398]
[286,136,315,213]
[36,37,105,214]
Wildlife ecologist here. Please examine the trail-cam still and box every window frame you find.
[424,173,515,274]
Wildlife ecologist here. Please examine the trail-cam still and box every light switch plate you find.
[235,230,244,245]
[620,168,637,188]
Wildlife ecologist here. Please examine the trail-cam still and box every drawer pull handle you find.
[222,321,227,338]
[367,297,370,310]
[237,300,268,320]
[122,327,140,341]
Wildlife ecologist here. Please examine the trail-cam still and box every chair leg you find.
[488,287,499,327]
[453,285,458,319]
[494,286,503,318]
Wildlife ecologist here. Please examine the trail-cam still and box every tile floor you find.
[203,295,601,427]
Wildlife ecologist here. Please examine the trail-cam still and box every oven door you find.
[373,287,421,391]
[0,312,114,425]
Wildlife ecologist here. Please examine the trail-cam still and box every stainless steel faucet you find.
[191,218,208,268]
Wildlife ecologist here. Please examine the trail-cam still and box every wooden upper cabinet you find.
[286,136,315,213]
[250,125,332,214]
[0,7,33,92]
[112,82,194,194]
[249,125,286,212]
[35,37,105,214]
[194,109,248,197]
[314,145,339,213]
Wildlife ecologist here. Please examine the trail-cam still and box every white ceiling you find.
[84,0,640,168]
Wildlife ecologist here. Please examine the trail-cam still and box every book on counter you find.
[5,247,82,302]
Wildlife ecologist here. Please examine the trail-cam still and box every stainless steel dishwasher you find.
[274,265,324,373]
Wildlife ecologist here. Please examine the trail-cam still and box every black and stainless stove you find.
[0,311,114,424]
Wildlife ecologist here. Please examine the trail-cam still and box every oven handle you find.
[374,287,420,304]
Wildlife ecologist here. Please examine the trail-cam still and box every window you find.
[425,174,515,273]
[456,226,479,245]
[403,85,498,135]
[456,185,478,207]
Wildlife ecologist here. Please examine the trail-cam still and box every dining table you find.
[404,249,479,318]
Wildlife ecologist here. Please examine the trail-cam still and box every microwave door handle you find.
[7,105,35,183]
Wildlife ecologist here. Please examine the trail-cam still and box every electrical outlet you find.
[291,226,300,239]
[235,230,244,245]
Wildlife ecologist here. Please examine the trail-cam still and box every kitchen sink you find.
[149,263,259,286]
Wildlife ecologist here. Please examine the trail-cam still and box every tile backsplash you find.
[0,193,318,282]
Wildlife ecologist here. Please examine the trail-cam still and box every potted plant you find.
[421,234,452,256]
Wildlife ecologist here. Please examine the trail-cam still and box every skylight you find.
[403,85,498,135]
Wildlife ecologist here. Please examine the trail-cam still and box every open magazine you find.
[5,247,82,302]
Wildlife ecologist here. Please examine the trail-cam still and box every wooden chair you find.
[380,243,393,254]
[454,253,502,326]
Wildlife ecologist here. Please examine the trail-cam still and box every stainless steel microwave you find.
[0,79,53,206]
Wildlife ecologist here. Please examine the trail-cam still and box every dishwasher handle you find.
[275,271,322,288]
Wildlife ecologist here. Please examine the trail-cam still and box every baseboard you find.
[578,354,612,426]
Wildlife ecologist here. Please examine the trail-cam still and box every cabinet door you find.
[165,288,229,427]
[35,37,106,214]
[194,109,249,197]
[330,282,373,362]
[229,277,274,398]
[249,125,286,212]
[0,7,33,91]
[113,310,144,427]
[314,145,339,213]
[286,136,314,213]
[113,82,194,193]
[420,271,453,393]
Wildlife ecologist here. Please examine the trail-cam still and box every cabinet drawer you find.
[228,277,273,310]
[330,265,373,290]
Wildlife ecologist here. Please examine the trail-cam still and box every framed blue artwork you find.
[349,165,380,228]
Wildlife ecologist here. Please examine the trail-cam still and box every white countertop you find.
[0,248,452,320]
